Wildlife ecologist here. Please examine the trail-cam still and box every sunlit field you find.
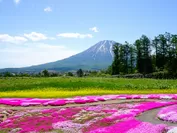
[0,77,177,98]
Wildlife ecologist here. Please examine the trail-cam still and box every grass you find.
[0,77,177,98]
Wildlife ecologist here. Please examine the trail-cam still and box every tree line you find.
[0,69,84,77]
[110,32,177,78]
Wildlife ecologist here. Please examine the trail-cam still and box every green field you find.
[0,77,177,98]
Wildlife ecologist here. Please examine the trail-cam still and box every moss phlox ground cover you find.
[1,94,177,133]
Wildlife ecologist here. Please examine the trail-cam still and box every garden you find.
[1,94,177,133]
[0,77,177,132]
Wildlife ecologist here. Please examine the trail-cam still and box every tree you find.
[118,42,130,74]
[129,44,136,73]
[111,42,136,75]
[157,34,168,69]
[106,66,112,74]
[171,34,177,59]
[124,42,130,74]
[4,72,13,77]
[119,44,125,73]
[111,43,120,75]
[152,33,177,74]
[140,35,153,74]
[67,72,74,76]
[18,72,30,77]
[77,69,83,77]
[108,32,177,78]
[152,36,159,70]
[42,69,49,77]
[167,34,177,74]
[134,39,143,73]
[134,35,153,74]
[50,73,58,77]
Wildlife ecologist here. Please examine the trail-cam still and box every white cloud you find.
[24,32,48,41]
[44,7,52,12]
[14,0,20,4]
[57,33,93,39]
[0,34,27,44]
[48,37,56,40]
[0,43,78,68]
[89,27,99,32]
[37,44,65,49]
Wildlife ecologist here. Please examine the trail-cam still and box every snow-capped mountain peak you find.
[86,40,116,54]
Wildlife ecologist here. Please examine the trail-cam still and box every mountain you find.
[0,40,118,73]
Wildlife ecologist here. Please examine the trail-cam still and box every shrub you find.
[123,73,144,78]
[67,72,74,77]
[77,69,83,77]
[151,71,174,79]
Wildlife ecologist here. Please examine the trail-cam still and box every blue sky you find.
[0,0,177,68]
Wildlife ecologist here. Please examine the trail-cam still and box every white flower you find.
[160,95,172,99]
[167,127,177,133]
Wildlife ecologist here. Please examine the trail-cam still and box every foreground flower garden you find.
[1,94,177,133]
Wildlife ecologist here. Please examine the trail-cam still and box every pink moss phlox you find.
[43,99,66,106]
[126,122,167,133]
[58,108,82,119]
[1,94,177,107]
[89,119,141,133]
[134,101,177,113]
[74,99,87,104]
[157,104,177,123]
[52,120,83,131]
[1,95,177,132]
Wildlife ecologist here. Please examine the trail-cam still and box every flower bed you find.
[157,104,177,123]
[0,95,177,132]
[0,94,177,107]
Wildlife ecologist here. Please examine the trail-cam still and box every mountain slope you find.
[0,40,118,72]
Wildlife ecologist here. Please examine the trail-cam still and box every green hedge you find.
[150,71,177,79]
[121,72,177,79]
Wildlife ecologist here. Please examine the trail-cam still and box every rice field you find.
[0,77,177,98]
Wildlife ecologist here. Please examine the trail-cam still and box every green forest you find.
[110,32,177,78]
